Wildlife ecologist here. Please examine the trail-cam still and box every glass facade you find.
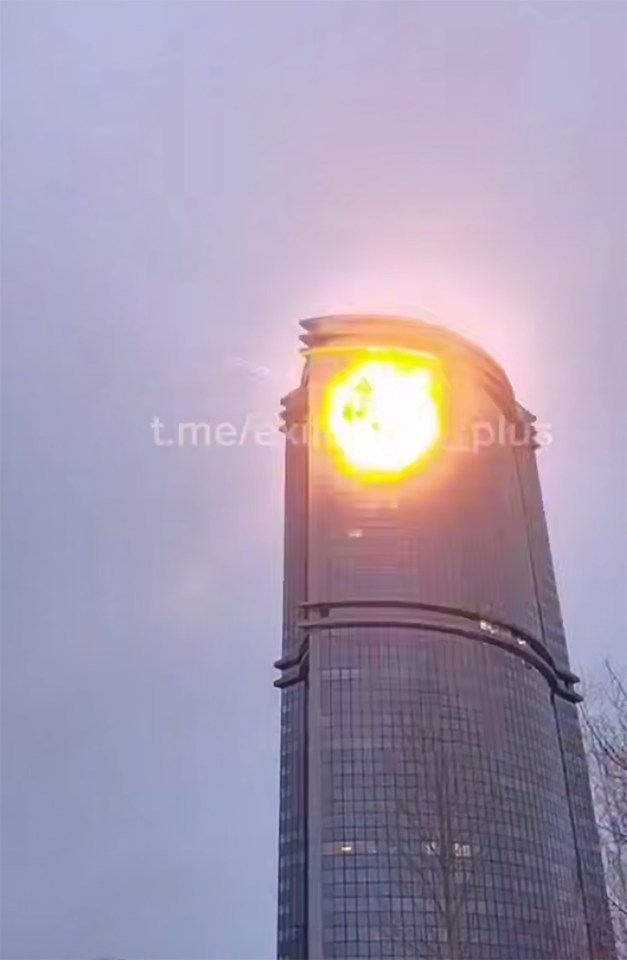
[275,317,615,959]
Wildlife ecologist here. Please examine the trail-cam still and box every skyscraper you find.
[275,316,614,960]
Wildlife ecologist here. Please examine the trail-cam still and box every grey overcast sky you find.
[1,2,626,959]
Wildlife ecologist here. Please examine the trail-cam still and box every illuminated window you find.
[322,840,378,855]
[453,842,472,858]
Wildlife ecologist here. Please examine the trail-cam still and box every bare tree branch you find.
[583,661,627,959]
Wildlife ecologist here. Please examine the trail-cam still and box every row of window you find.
[321,839,473,858]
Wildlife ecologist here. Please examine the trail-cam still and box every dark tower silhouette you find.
[275,316,614,959]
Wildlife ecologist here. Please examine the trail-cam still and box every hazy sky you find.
[1,2,625,959]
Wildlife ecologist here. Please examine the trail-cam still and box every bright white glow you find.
[327,355,442,476]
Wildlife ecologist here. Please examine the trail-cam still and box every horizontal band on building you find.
[301,599,578,680]
[274,599,580,703]
[295,315,524,424]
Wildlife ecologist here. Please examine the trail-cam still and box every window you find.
[322,840,378,855]
[453,842,472,858]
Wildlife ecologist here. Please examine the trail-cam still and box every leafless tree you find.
[383,697,572,959]
[381,700,509,960]
[582,660,627,958]
[393,745,478,959]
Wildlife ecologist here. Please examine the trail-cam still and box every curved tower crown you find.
[275,315,614,960]
[300,313,513,388]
